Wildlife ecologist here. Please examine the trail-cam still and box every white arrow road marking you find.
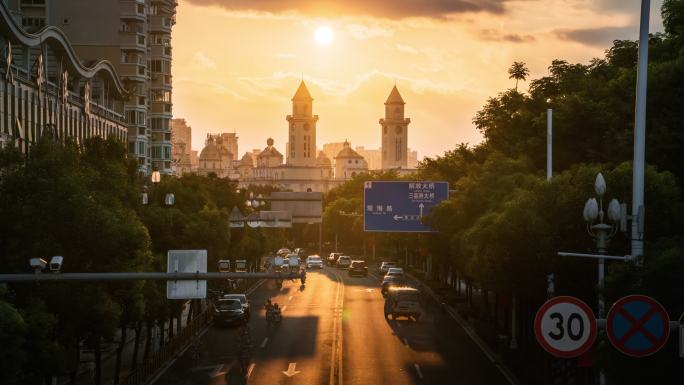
[282,362,301,377]
[418,203,424,217]
[260,337,269,348]
[281,305,287,312]
[414,364,424,380]
[247,363,256,378]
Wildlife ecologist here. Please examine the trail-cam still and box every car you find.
[222,294,250,320]
[381,275,406,296]
[384,267,405,278]
[384,287,422,321]
[306,255,323,269]
[327,252,343,266]
[379,261,398,273]
[348,260,368,277]
[336,255,352,268]
[213,298,246,326]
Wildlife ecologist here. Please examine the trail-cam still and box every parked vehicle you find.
[381,275,406,296]
[348,260,368,277]
[327,252,343,266]
[379,261,398,273]
[306,255,323,269]
[222,294,250,320]
[384,287,422,321]
[336,255,352,268]
[213,299,246,326]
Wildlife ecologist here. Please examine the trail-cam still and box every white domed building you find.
[198,134,234,178]
[334,140,368,180]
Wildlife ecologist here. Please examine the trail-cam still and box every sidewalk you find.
[61,302,193,385]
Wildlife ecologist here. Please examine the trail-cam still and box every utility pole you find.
[547,108,552,181]
[632,0,650,264]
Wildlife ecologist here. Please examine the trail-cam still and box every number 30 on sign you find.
[534,296,597,358]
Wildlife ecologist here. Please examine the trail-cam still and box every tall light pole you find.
[632,0,650,264]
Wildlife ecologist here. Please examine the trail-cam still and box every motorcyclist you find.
[264,299,273,312]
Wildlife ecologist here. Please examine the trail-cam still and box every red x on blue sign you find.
[606,295,670,357]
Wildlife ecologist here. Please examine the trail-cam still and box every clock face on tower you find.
[304,123,310,131]
[395,126,402,134]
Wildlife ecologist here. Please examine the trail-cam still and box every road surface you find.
[153,266,512,385]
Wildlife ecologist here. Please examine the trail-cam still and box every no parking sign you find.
[606,295,670,357]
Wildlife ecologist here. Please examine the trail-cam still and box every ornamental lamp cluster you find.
[581,173,627,253]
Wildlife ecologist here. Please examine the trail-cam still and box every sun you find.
[314,26,334,46]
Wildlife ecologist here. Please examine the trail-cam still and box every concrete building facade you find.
[18,0,177,175]
[0,2,128,150]
[171,118,194,174]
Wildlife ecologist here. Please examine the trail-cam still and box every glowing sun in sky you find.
[314,25,335,46]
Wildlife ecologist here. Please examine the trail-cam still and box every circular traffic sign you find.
[606,294,670,357]
[534,296,597,358]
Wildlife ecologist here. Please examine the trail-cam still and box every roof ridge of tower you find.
[385,85,405,104]
[293,80,313,100]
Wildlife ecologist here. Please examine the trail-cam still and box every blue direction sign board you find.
[606,295,670,357]
[364,181,448,232]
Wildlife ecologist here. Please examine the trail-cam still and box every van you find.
[384,287,422,321]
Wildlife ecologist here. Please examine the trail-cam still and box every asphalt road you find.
[153,266,512,385]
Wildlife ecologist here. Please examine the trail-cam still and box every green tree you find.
[507,61,530,92]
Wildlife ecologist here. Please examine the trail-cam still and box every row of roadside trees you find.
[320,2,684,383]
[0,136,279,385]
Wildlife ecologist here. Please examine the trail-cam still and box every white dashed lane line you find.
[414,364,424,380]
[260,337,268,348]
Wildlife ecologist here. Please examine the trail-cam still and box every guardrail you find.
[121,307,212,385]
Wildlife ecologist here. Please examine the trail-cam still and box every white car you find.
[306,255,323,269]
[336,255,352,268]
[385,267,404,278]
[380,261,398,273]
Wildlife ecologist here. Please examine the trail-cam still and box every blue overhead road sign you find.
[364,181,448,232]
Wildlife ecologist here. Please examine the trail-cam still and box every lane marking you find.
[260,337,268,348]
[247,363,256,378]
[414,363,424,380]
[406,273,521,385]
[282,305,287,312]
[289,295,293,301]
[209,364,226,378]
[403,338,410,348]
[328,266,345,385]
[282,362,301,377]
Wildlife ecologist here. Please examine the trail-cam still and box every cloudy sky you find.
[172,0,663,159]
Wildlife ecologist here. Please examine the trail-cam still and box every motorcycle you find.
[266,306,282,326]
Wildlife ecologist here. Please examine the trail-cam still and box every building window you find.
[290,136,295,158]
[395,138,402,161]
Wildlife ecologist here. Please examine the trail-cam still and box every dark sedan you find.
[213,299,246,326]
[348,260,368,277]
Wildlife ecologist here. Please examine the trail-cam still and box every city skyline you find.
[172,0,664,158]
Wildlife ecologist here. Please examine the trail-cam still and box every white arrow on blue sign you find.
[364,181,449,232]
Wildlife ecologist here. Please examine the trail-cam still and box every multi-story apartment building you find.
[17,0,177,175]
[0,2,128,150]
[171,118,193,174]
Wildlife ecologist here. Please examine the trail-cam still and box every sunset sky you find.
[172,0,664,160]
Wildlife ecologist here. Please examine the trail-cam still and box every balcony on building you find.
[120,31,146,52]
[149,14,172,33]
[120,1,146,20]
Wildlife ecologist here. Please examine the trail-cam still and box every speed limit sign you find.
[534,296,597,358]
